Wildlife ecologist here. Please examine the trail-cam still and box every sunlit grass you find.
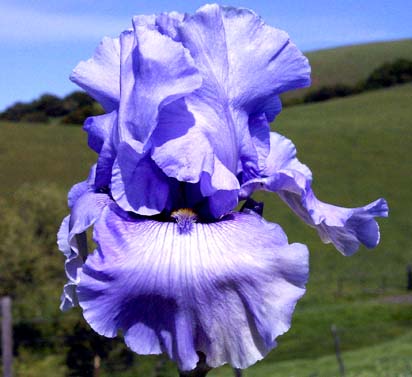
[211,329,412,377]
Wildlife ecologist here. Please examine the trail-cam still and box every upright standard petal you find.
[70,37,121,112]
[179,4,310,114]
[240,132,388,255]
[117,25,201,145]
[149,4,311,216]
[77,207,309,371]
[151,98,240,217]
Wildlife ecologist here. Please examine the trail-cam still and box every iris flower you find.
[58,4,388,374]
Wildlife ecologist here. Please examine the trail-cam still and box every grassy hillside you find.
[284,38,412,100]
[1,84,411,376]
[0,123,95,199]
[211,330,412,377]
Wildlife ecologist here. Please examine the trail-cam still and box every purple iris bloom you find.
[57,4,388,372]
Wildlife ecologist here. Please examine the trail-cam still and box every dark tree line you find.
[0,91,103,124]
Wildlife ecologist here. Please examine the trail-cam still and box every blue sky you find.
[0,0,411,111]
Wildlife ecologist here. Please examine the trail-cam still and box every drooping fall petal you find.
[78,206,308,370]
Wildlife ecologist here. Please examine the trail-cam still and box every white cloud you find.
[0,3,130,42]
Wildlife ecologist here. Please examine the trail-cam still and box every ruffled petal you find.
[117,25,201,145]
[57,191,112,310]
[57,215,71,258]
[282,192,389,256]
[151,98,240,217]
[227,6,310,110]
[242,113,273,181]
[83,111,117,154]
[148,4,310,212]
[66,190,111,282]
[180,4,310,111]
[240,132,388,255]
[67,165,97,208]
[77,207,308,370]
[152,94,241,180]
[95,142,117,189]
[70,37,120,112]
[180,4,310,168]
[111,142,170,215]
[83,111,119,188]
[155,11,184,40]
[199,158,240,217]
[60,283,79,311]
[68,192,112,260]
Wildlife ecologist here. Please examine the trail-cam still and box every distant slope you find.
[284,38,412,100]
[307,38,412,87]
[0,123,95,197]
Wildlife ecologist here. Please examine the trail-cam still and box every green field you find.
[0,122,95,199]
[307,39,412,87]
[284,38,412,100]
[211,330,412,377]
[1,84,412,376]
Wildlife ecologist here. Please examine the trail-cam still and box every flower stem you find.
[178,370,210,377]
[178,353,211,377]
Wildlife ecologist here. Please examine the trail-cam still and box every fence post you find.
[233,368,242,377]
[331,324,345,377]
[1,297,13,377]
[93,355,100,377]
[380,275,387,292]
[335,278,343,297]
[407,265,412,291]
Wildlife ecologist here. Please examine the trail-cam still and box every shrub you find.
[304,84,357,103]
[62,91,95,112]
[35,94,68,117]
[0,101,38,121]
[61,104,104,125]
[363,58,412,90]
[0,91,97,123]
